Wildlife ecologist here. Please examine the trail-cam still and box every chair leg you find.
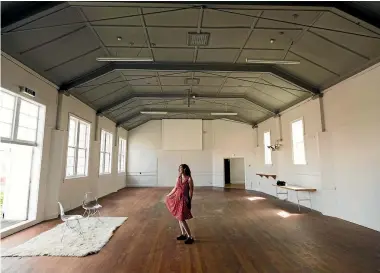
[61,223,67,242]
[76,219,84,236]
[96,209,103,223]
[61,222,70,243]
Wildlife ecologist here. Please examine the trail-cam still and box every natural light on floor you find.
[247,197,266,201]
[277,211,292,218]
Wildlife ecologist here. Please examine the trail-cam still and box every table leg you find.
[309,191,312,210]
[297,191,301,212]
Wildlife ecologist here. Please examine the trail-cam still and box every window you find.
[65,116,91,178]
[0,88,41,145]
[99,130,113,174]
[264,131,272,165]
[291,119,306,165]
[118,138,126,173]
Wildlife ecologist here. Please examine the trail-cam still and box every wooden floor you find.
[224,183,245,190]
[1,188,380,273]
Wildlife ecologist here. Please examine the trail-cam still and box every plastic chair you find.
[57,202,83,242]
[82,192,103,222]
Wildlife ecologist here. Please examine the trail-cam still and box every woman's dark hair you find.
[179,164,192,177]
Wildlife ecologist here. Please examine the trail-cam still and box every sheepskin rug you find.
[1,217,127,257]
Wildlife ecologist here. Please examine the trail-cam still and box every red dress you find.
[166,175,193,221]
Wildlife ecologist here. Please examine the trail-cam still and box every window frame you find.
[118,137,126,174]
[291,117,307,165]
[0,88,41,147]
[65,114,91,179]
[99,129,113,175]
[263,131,272,165]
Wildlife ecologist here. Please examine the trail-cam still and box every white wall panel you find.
[162,119,203,150]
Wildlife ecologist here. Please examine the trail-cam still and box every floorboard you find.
[1,187,379,273]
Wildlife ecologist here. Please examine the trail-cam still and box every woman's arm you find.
[167,181,177,197]
[167,187,176,197]
[189,177,194,200]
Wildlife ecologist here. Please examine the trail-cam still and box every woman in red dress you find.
[165,164,194,244]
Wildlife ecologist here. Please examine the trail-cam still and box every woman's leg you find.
[179,221,186,235]
[180,220,192,238]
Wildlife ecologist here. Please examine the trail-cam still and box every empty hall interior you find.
[1,1,380,272]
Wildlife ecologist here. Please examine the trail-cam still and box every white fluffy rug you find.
[1,217,127,257]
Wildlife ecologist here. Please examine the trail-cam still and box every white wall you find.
[1,53,128,227]
[47,95,128,217]
[1,53,57,226]
[127,119,255,188]
[252,62,380,232]
[321,63,380,231]
[230,158,245,184]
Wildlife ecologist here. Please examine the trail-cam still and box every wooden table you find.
[273,184,317,211]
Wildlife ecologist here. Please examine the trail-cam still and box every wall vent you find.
[187,32,210,46]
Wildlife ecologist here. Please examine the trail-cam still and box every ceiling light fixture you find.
[96,57,153,62]
[246,59,300,65]
[140,111,168,115]
[270,38,275,44]
[117,36,122,41]
[210,112,238,116]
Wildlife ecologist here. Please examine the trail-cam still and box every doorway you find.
[224,158,245,189]
[224,159,231,185]
[0,88,45,233]
[0,143,34,229]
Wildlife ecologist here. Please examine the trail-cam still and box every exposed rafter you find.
[125,114,255,131]
[60,62,319,93]
[115,107,255,126]
[96,92,276,115]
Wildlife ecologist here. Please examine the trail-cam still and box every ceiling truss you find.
[2,1,380,131]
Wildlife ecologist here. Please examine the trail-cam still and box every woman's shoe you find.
[177,234,187,240]
[184,237,194,244]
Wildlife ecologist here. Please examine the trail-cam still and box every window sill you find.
[65,175,88,180]
[1,138,37,147]
[99,172,112,176]
[1,219,37,238]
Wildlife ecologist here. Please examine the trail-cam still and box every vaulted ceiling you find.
[2,2,380,130]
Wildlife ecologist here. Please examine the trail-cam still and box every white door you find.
[3,144,33,221]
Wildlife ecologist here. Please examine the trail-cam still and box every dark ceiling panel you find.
[1,25,86,56]
[81,6,141,26]
[281,52,337,87]
[12,5,82,31]
[291,31,368,76]
[2,1,380,130]
[18,26,98,67]
[94,26,146,47]
[1,2,66,30]
[142,7,199,27]
[147,27,196,48]
[44,48,105,85]
[245,29,302,49]
[205,28,249,48]
[202,9,260,27]
[256,10,323,29]
[108,47,152,58]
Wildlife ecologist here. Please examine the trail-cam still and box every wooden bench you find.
[272,184,317,212]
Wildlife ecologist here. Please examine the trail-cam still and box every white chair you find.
[82,192,103,223]
[58,202,83,242]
